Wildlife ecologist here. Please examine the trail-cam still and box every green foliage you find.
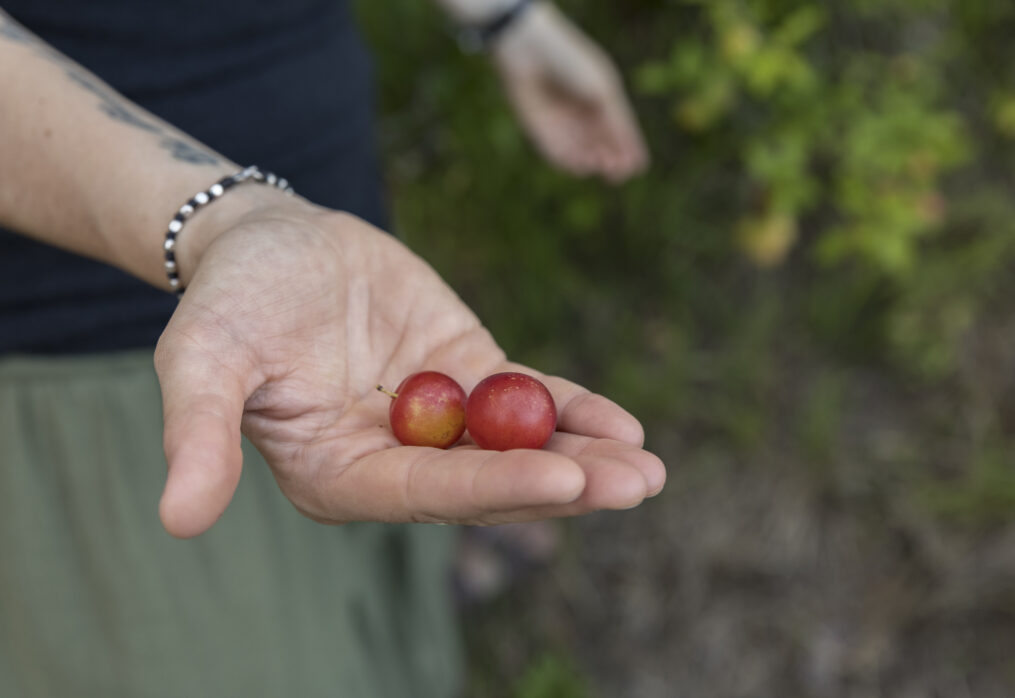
[637,0,970,274]
[513,653,588,698]
[797,372,845,465]
[916,443,1015,529]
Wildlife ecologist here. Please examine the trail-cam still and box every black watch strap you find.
[457,0,534,54]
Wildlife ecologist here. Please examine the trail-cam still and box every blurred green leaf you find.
[513,654,588,698]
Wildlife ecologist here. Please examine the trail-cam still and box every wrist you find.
[488,2,552,63]
[441,0,521,24]
[169,172,309,290]
[455,0,539,54]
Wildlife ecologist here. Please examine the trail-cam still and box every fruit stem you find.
[376,385,399,399]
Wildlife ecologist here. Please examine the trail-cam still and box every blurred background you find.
[356,1,1015,696]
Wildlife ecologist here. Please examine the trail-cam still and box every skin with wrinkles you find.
[155,203,666,534]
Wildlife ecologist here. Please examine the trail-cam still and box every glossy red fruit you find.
[466,372,557,451]
[381,371,467,449]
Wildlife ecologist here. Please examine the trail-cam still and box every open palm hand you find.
[154,202,664,537]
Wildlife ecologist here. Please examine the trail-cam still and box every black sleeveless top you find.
[0,0,386,354]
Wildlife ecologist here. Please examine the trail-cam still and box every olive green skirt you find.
[0,351,461,697]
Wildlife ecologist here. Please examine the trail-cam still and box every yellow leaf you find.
[738,212,799,267]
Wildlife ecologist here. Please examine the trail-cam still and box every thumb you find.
[154,336,250,538]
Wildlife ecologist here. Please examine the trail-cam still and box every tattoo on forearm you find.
[64,69,221,165]
[161,138,219,165]
[1,13,221,166]
[64,72,162,134]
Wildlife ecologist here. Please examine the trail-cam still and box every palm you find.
[154,208,664,537]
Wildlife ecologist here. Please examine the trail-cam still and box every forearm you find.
[0,11,280,289]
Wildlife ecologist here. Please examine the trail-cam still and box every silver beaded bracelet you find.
[163,165,295,298]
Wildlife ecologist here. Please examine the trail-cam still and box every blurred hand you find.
[154,193,665,537]
[493,3,649,182]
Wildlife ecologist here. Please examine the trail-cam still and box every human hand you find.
[154,193,665,537]
[492,3,649,183]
